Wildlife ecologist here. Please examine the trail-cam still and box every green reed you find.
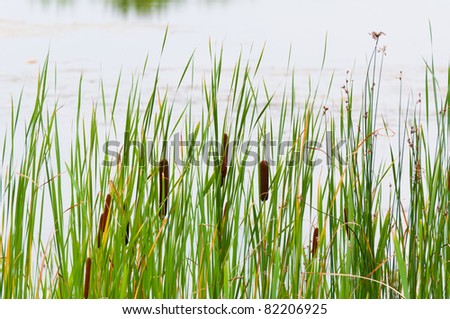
[0,33,448,299]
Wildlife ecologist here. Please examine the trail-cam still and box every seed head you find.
[259,160,269,202]
[100,194,112,232]
[311,227,319,257]
[447,170,450,192]
[84,257,92,299]
[159,159,169,217]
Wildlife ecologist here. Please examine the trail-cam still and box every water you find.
[0,0,448,116]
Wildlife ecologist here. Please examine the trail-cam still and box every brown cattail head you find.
[97,227,102,248]
[84,257,92,299]
[99,212,106,233]
[447,170,450,191]
[100,194,112,232]
[125,222,130,246]
[159,159,169,217]
[311,227,319,257]
[221,133,229,185]
[343,208,350,240]
[259,160,269,202]
[97,194,112,248]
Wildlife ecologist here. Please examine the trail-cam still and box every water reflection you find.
[37,0,181,15]
[109,0,179,14]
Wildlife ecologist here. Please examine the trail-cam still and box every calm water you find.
[0,0,448,133]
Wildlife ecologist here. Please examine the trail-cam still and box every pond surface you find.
[0,0,449,126]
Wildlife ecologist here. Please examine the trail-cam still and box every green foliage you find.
[0,36,449,298]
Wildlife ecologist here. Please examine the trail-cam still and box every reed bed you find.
[0,35,449,299]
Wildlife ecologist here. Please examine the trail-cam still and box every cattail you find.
[343,208,350,240]
[159,159,169,217]
[221,133,229,185]
[97,194,111,248]
[97,227,102,248]
[125,222,130,246]
[311,227,319,257]
[100,194,112,232]
[84,257,92,299]
[447,170,450,191]
[259,160,269,201]
[99,213,106,234]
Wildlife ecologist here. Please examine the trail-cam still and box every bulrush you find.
[84,257,92,299]
[259,160,269,201]
[98,194,112,248]
[97,228,102,248]
[221,133,229,186]
[159,159,169,217]
[100,194,112,232]
[447,170,450,191]
[343,208,350,240]
[311,227,319,257]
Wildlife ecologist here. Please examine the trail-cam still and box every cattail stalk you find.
[259,160,269,201]
[311,227,319,257]
[159,159,169,217]
[221,133,229,186]
[84,257,92,299]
